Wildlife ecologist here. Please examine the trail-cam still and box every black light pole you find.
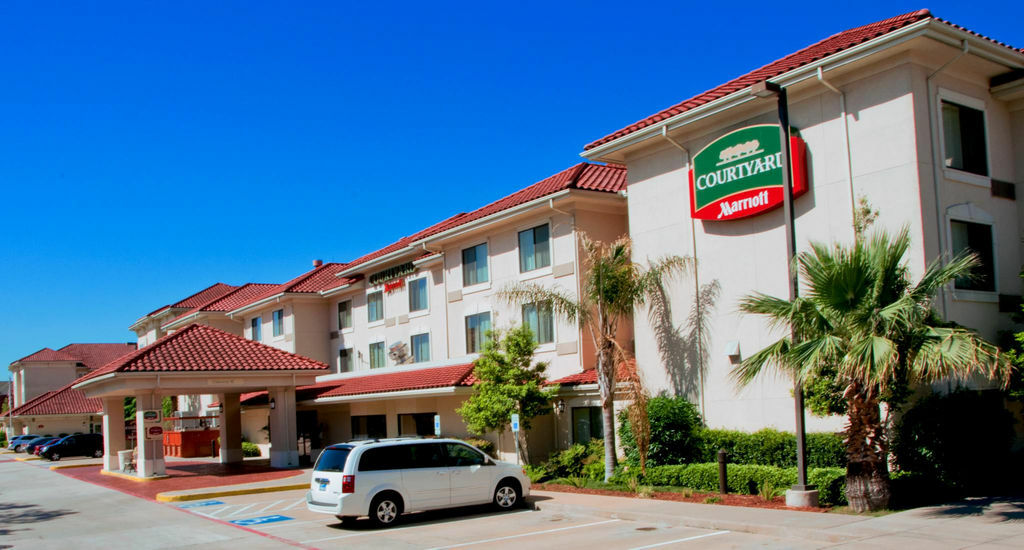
[751,80,812,493]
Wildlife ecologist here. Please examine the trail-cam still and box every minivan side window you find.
[407,443,446,469]
[359,446,409,472]
[445,443,485,467]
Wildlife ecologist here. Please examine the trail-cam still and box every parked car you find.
[306,438,529,527]
[26,437,61,455]
[15,435,53,453]
[7,434,42,451]
[41,433,104,461]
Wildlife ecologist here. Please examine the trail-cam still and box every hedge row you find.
[615,463,847,506]
[698,428,846,469]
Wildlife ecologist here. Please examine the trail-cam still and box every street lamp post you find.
[751,80,817,505]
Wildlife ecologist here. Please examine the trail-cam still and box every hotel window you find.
[462,243,489,286]
[272,309,284,337]
[337,300,352,330]
[411,333,430,363]
[367,291,384,323]
[942,101,988,176]
[518,224,551,272]
[369,341,386,369]
[522,301,554,344]
[398,412,437,437]
[339,348,354,373]
[951,220,996,292]
[250,317,261,341]
[409,277,428,312]
[351,415,386,440]
[465,312,491,353]
[572,407,604,445]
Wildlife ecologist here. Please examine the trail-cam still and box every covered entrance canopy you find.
[73,324,328,477]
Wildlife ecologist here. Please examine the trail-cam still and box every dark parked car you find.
[26,437,61,455]
[7,434,42,451]
[15,436,53,453]
[41,434,104,461]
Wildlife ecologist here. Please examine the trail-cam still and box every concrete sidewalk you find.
[532,490,1024,547]
[155,467,312,501]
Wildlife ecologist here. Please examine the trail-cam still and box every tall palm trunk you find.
[597,340,617,482]
[844,383,891,512]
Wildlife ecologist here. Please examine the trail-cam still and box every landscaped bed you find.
[533,482,828,513]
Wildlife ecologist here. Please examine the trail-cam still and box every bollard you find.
[717,448,728,494]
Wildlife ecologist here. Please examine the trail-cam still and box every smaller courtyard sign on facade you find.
[689,124,808,221]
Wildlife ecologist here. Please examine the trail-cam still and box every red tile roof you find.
[585,10,1022,151]
[163,283,279,328]
[14,348,80,363]
[77,324,329,384]
[238,379,345,406]
[142,283,240,318]
[316,363,476,399]
[229,263,358,312]
[57,343,137,370]
[549,360,636,386]
[9,381,102,417]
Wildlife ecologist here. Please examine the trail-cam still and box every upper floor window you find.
[411,333,430,363]
[369,341,386,369]
[250,317,262,341]
[339,348,354,373]
[272,309,284,337]
[337,300,352,330]
[465,312,491,354]
[942,100,988,177]
[462,243,489,286]
[522,301,554,344]
[367,291,384,323]
[518,224,551,272]
[409,277,428,312]
[951,219,995,292]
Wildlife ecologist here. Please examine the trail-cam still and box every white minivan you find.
[306,438,530,527]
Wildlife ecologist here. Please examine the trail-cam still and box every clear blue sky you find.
[1,1,1019,379]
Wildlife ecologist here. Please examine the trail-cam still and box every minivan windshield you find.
[315,446,352,472]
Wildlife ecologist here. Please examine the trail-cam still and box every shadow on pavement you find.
[920,496,1024,523]
[325,497,551,532]
[0,502,77,536]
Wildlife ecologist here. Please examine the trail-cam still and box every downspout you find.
[816,67,857,241]
[926,39,969,319]
[660,127,707,420]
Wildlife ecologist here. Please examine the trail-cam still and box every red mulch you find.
[533,483,827,513]
[56,460,302,501]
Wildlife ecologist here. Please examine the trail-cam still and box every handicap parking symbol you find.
[178,500,224,509]
[231,515,293,526]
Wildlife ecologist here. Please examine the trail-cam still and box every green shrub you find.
[636,463,847,506]
[242,441,261,457]
[699,428,845,468]
[619,396,703,466]
[523,464,549,483]
[582,460,605,481]
[545,439,604,479]
[462,438,496,457]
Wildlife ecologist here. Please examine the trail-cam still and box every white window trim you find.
[945,202,999,301]
[410,331,432,363]
[366,288,385,327]
[937,87,991,189]
[338,345,354,373]
[337,300,354,334]
[460,240,491,290]
[522,301,557,351]
[407,274,430,318]
[368,340,388,369]
[272,309,286,340]
[464,310,493,354]
[462,281,492,295]
[516,220,554,278]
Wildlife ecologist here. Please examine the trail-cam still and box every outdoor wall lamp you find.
[269,398,276,410]
[555,399,565,415]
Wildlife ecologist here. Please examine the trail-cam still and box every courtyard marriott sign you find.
[689,124,808,221]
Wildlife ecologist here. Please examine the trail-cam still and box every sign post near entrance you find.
[433,414,441,437]
[510,413,520,465]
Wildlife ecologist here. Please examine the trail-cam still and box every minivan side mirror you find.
[483,456,495,466]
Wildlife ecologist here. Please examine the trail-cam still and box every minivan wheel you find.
[93,449,104,458]
[50,453,61,461]
[494,480,521,510]
[369,493,402,528]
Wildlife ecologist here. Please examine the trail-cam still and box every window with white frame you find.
[367,291,384,323]
[522,301,554,344]
[338,348,354,373]
[465,312,491,353]
[941,100,988,177]
[462,243,489,286]
[411,333,430,363]
[408,277,428,312]
[250,317,261,341]
[369,341,386,369]
[518,224,551,272]
[272,309,284,337]
[951,219,996,292]
[337,300,352,330]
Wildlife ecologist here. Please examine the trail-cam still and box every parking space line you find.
[205,505,236,517]
[227,503,260,517]
[258,519,322,530]
[424,519,621,549]
[256,499,286,513]
[628,530,731,550]
[283,498,306,511]
[298,509,532,544]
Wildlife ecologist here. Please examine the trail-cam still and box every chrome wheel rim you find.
[376,500,397,523]
[496,486,516,508]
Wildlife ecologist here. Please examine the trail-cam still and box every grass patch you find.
[827,506,895,517]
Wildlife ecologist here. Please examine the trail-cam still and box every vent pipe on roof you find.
[313,259,323,268]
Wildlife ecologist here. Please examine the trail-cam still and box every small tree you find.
[457,325,559,463]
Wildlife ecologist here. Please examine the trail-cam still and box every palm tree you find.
[733,228,1010,512]
[499,234,691,481]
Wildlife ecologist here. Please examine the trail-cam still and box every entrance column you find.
[135,393,165,477]
[218,393,243,464]
[101,396,126,472]
[268,387,298,468]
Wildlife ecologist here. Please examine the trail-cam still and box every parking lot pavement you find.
[177,489,824,549]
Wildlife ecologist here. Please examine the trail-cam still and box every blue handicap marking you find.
[178,500,225,509]
[231,515,293,526]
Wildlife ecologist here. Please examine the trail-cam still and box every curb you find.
[532,499,858,544]
[101,469,171,482]
[156,482,309,502]
[14,456,42,462]
[50,462,102,470]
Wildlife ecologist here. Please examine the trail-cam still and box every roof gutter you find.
[414,189,573,246]
[582,19,1022,162]
[226,292,287,318]
[334,247,418,279]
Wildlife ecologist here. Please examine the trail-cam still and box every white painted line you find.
[257,519,322,530]
[628,530,731,550]
[283,498,306,511]
[227,503,259,517]
[256,499,285,513]
[205,505,235,517]
[425,519,622,550]
[299,510,532,544]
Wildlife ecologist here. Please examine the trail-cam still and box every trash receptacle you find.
[117,449,133,471]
